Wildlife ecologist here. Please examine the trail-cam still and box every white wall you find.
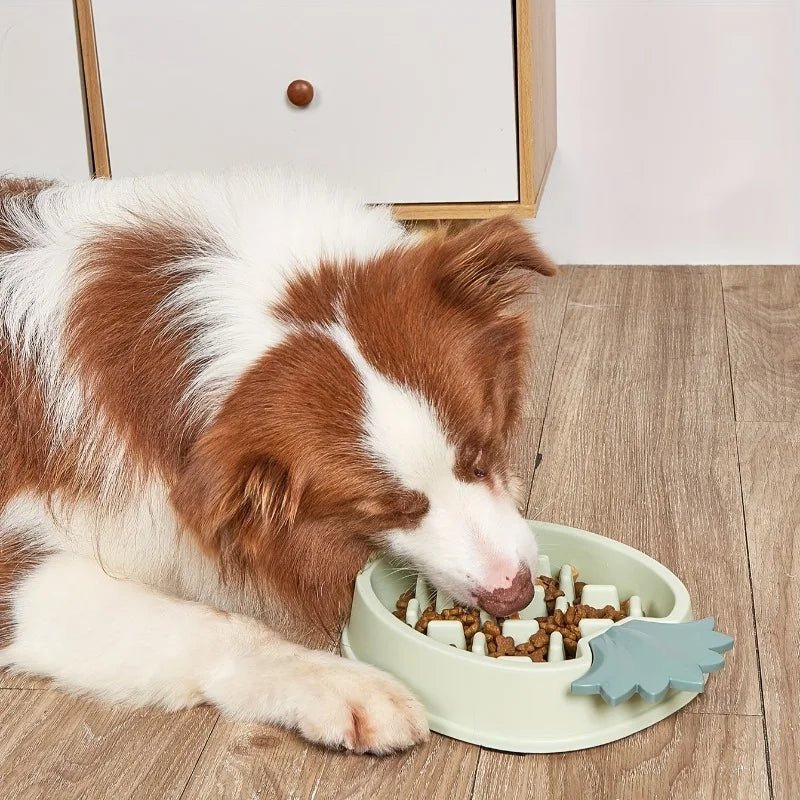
[533,0,800,265]
[0,0,90,181]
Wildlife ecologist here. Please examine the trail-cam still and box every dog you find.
[0,170,556,754]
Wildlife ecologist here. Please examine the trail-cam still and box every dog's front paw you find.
[294,655,429,754]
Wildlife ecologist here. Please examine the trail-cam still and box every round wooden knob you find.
[287,79,314,107]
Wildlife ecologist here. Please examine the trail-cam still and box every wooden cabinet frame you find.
[74,0,556,221]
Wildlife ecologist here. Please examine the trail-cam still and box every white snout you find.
[384,481,538,614]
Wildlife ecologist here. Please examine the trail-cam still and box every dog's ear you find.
[433,216,557,313]
[172,437,302,567]
[263,513,376,638]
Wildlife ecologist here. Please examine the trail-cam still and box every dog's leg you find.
[0,550,428,753]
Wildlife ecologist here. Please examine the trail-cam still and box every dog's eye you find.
[473,465,487,480]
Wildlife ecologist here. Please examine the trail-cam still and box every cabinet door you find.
[0,0,89,180]
[92,0,519,204]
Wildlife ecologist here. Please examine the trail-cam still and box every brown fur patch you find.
[0,532,49,648]
[0,328,84,506]
[348,706,372,752]
[68,222,223,479]
[274,261,346,327]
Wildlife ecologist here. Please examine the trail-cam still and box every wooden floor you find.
[1,266,797,800]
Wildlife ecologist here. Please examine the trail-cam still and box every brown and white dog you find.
[0,171,555,753]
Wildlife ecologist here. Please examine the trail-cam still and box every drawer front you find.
[92,0,519,204]
[0,0,89,180]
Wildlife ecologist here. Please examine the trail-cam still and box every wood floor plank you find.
[472,714,768,800]
[0,690,217,800]
[182,725,478,800]
[548,266,734,423]
[722,266,800,422]
[737,421,800,800]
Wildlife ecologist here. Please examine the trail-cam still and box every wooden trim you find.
[393,202,535,222]
[531,138,556,211]
[527,0,557,210]
[75,0,110,178]
[516,0,535,207]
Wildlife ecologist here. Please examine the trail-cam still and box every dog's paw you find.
[294,655,429,754]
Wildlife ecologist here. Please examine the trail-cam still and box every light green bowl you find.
[341,520,696,753]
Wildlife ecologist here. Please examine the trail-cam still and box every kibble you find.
[494,635,517,657]
[530,648,547,662]
[394,568,632,663]
[396,589,414,610]
[530,630,549,649]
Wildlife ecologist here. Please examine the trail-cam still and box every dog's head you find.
[173,217,557,628]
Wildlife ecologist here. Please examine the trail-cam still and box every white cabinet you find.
[0,0,90,180]
[0,1,556,217]
[91,0,520,205]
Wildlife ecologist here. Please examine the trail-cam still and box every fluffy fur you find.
[0,170,556,753]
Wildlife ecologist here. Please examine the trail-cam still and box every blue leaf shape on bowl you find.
[570,618,734,706]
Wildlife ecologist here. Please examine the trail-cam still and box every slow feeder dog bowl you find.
[341,520,733,753]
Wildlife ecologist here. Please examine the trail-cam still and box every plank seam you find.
[523,266,574,517]
[465,748,481,800]
[177,712,221,800]
[720,268,775,800]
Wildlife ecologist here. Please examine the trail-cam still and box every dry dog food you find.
[395,569,631,662]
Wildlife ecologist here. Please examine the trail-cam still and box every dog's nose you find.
[476,565,534,617]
